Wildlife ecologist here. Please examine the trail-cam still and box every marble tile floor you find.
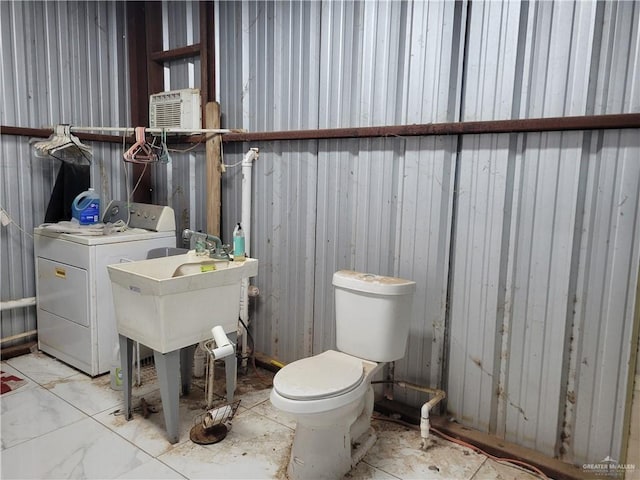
[1,351,543,480]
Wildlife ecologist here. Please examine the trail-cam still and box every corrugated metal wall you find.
[214,0,640,466]
[448,0,640,463]
[215,0,464,395]
[0,1,130,346]
[2,0,639,468]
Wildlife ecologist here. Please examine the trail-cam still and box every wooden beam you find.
[0,341,37,361]
[150,44,201,63]
[205,102,222,236]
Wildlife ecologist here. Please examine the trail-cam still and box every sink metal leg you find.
[180,344,196,395]
[119,335,133,420]
[224,332,237,403]
[153,349,181,444]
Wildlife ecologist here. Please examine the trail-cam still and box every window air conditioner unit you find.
[149,88,201,130]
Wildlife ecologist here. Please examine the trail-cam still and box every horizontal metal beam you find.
[150,43,201,63]
[221,113,640,143]
[3,113,639,147]
[0,125,129,143]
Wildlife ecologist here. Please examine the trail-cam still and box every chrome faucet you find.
[181,229,230,260]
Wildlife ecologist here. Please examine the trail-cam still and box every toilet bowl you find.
[270,350,382,479]
[270,271,416,479]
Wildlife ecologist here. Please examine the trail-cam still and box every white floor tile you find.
[157,409,294,479]
[44,371,122,416]
[116,458,186,479]
[5,351,78,386]
[1,417,152,479]
[249,398,296,429]
[363,420,486,480]
[1,386,85,450]
[349,460,402,479]
[93,386,211,458]
[1,353,554,480]
[471,457,542,480]
[1,362,38,395]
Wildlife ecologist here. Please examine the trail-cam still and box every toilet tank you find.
[332,270,416,362]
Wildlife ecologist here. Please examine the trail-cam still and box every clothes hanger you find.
[32,124,92,164]
[123,127,157,163]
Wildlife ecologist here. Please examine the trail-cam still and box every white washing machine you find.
[34,201,177,376]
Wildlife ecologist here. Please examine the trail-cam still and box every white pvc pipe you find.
[0,329,37,344]
[0,296,36,311]
[210,326,235,359]
[241,148,259,254]
[376,379,446,449]
[419,388,446,449]
[239,148,259,365]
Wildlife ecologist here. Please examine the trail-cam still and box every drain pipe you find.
[417,386,446,449]
[239,148,259,368]
[373,380,446,449]
[203,326,236,409]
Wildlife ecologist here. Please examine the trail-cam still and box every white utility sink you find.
[107,253,258,353]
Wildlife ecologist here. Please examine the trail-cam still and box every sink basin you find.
[107,253,258,353]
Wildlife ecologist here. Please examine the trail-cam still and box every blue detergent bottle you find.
[71,188,100,225]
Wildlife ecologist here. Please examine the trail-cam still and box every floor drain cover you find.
[189,423,229,445]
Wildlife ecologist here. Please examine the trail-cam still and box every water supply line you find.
[239,148,259,368]
[372,379,446,449]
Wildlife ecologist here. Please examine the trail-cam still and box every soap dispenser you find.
[233,223,246,262]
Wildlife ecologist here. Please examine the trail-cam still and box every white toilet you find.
[270,270,416,479]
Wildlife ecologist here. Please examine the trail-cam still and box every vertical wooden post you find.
[206,102,222,237]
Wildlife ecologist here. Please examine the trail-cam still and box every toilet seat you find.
[271,350,378,415]
[273,350,364,400]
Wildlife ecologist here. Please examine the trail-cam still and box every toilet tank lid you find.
[332,270,416,295]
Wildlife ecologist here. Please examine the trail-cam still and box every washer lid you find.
[273,351,364,401]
